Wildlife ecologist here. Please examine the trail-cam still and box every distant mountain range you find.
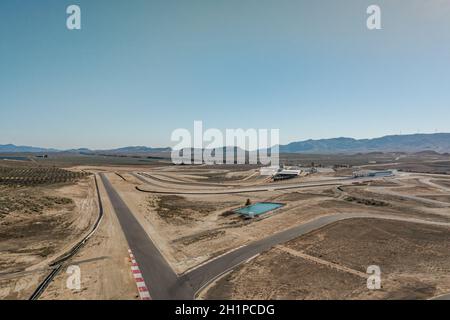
[0,144,59,153]
[93,146,171,154]
[278,133,450,154]
[0,144,170,154]
[1,133,450,155]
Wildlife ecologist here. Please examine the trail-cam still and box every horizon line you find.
[1,131,449,151]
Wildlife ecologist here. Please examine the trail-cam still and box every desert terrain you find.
[0,151,449,300]
[0,164,97,299]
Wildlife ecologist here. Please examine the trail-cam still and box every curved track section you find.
[96,174,450,299]
[179,213,450,296]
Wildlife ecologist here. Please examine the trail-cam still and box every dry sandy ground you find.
[108,171,356,273]
[203,218,450,300]
[108,168,450,276]
[0,177,98,299]
[40,176,137,300]
[15,165,448,300]
[336,174,450,222]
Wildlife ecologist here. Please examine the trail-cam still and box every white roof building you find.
[260,166,280,176]
[277,169,301,176]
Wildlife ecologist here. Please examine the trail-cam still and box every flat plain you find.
[1,151,449,300]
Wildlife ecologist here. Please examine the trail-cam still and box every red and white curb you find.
[128,249,151,300]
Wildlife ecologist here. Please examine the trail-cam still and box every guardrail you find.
[29,174,104,300]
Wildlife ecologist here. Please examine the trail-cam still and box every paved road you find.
[139,172,231,188]
[178,213,450,295]
[132,172,229,190]
[99,173,193,299]
[421,178,450,193]
[100,173,450,299]
[133,172,364,195]
[179,213,367,294]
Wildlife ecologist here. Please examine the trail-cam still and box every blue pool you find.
[235,202,284,217]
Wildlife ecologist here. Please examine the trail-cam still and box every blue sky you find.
[1,0,450,149]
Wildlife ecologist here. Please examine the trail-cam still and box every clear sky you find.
[1,0,450,149]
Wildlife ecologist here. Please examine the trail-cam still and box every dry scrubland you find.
[0,165,97,299]
[204,219,450,300]
[107,161,450,301]
[1,152,450,300]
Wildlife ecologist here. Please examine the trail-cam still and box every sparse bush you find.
[344,196,387,207]
[0,192,73,217]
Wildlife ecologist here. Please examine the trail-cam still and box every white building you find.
[260,166,280,176]
[278,169,301,176]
